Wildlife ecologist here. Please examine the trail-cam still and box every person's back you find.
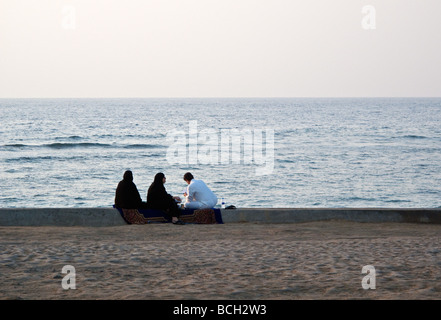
[184,172,218,209]
[114,170,145,209]
[188,179,217,205]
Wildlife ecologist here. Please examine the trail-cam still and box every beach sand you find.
[1,221,440,300]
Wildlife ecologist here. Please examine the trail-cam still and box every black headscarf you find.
[123,170,133,181]
[149,172,166,192]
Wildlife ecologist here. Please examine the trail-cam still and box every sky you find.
[0,0,441,98]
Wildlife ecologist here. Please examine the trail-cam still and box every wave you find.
[278,159,296,163]
[383,199,411,203]
[400,135,429,140]
[350,197,377,201]
[4,155,54,163]
[3,153,129,163]
[3,143,28,148]
[45,142,112,149]
[2,142,166,150]
[123,144,164,149]
[93,133,167,139]
[54,135,83,140]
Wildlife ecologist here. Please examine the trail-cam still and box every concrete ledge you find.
[1,207,441,226]
[222,208,441,224]
[0,208,126,227]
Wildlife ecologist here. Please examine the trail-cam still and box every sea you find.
[1,97,441,209]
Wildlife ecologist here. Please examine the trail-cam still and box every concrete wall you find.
[1,207,441,226]
[0,208,125,227]
[221,208,441,224]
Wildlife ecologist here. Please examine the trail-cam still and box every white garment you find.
[184,179,217,209]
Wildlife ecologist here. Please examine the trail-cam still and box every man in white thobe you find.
[183,172,218,209]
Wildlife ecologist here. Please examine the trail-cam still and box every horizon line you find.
[1,96,441,99]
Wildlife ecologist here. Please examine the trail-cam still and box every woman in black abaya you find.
[114,170,148,209]
[146,172,184,225]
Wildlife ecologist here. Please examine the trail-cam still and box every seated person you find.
[146,172,184,225]
[114,170,148,209]
[182,172,218,209]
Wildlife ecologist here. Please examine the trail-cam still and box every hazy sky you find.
[1,0,441,98]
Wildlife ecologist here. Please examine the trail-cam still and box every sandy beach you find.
[1,221,441,300]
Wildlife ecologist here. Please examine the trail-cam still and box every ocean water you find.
[1,97,441,209]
